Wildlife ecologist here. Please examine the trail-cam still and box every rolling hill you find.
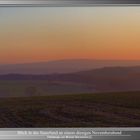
[0,59,140,74]
[0,65,140,95]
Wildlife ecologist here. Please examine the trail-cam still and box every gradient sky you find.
[0,7,140,64]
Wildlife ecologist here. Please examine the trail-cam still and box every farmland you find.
[0,91,140,127]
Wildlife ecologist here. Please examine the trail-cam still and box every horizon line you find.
[0,58,140,65]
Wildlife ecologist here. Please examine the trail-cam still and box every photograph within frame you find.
[0,6,140,127]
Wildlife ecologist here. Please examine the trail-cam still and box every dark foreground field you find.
[0,91,140,127]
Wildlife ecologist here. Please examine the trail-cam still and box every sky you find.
[0,7,140,64]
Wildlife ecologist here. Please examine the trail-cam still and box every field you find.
[0,91,140,127]
[0,80,96,97]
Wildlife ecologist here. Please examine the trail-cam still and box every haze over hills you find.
[0,59,140,74]
[0,65,140,95]
[0,59,140,97]
[45,65,140,92]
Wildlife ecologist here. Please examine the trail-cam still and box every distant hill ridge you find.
[0,65,140,79]
[0,65,140,92]
[0,59,140,74]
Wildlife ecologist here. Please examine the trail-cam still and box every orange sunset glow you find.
[0,7,140,64]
